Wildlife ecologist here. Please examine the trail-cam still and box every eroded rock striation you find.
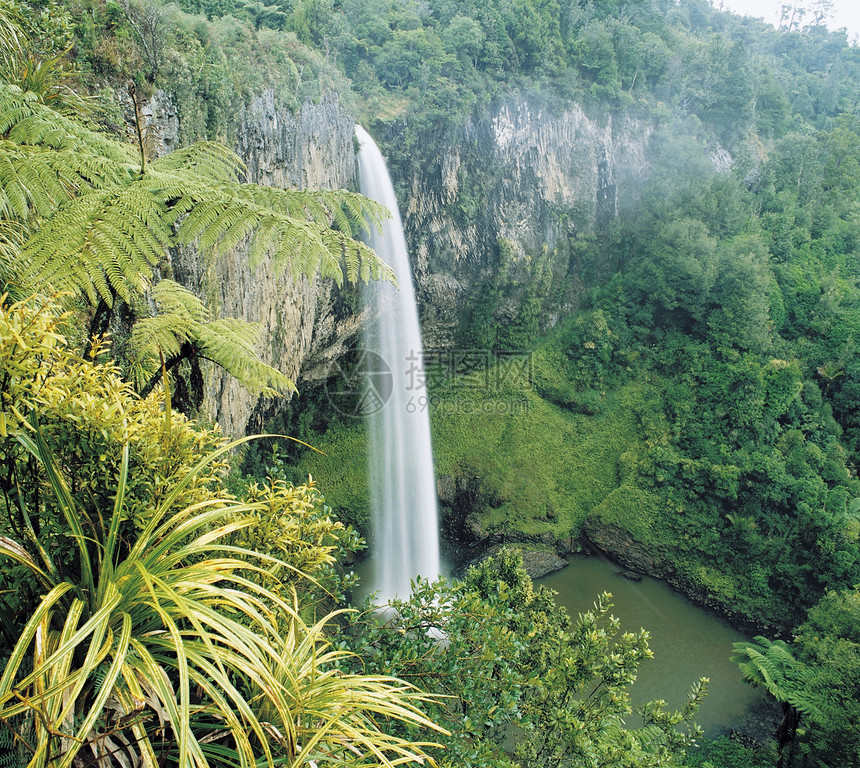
[386,99,653,348]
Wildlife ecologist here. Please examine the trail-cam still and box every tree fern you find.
[0,84,392,303]
[0,77,391,402]
[732,636,814,703]
[733,635,824,767]
[130,280,295,397]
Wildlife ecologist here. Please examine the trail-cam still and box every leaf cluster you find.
[337,549,704,768]
[0,292,446,768]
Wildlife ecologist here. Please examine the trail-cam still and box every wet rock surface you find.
[582,518,675,580]
[518,549,569,579]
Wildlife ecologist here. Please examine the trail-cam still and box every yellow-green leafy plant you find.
[258,599,447,767]
[0,294,443,767]
[231,477,352,584]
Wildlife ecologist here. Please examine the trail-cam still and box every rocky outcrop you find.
[518,549,569,579]
[437,472,585,572]
[583,514,778,632]
[582,518,674,579]
[387,99,654,348]
[173,92,364,436]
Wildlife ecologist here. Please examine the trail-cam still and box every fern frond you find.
[320,187,391,234]
[0,221,25,297]
[128,280,294,397]
[150,279,210,322]
[0,89,39,134]
[0,147,28,217]
[20,185,169,304]
[128,280,206,389]
[150,141,246,183]
[0,85,133,164]
[197,317,296,397]
[732,636,817,715]
[0,88,137,226]
[247,217,279,265]
[171,183,395,288]
[129,315,190,389]
[132,313,194,357]
[238,184,389,234]
[0,140,120,220]
[188,197,263,255]
[784,691,825,726]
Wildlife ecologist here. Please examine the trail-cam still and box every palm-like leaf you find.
[732,636,824,725]
[249,602,447,767]
[0,84,392,305]
[0,427,442,768]
[130,279,296,396]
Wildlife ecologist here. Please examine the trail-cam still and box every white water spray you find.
[355,125,440,602]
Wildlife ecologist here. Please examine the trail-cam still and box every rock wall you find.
[172,91,363,436]
[167,92,654,433]
[385,99,653,348]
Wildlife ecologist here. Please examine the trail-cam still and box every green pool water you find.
[538,555,763,736]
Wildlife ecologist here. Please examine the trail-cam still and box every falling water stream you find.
[355,125,441,602]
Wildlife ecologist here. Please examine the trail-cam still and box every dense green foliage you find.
[725,590,860,768]
[683,736,773,768]
[338,549,705,768]
[792,589,860,767]
[171,0,859,141]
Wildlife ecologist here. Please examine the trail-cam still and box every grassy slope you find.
[293,357,652,544]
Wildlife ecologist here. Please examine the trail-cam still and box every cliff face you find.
[169,92,654,434]
[387,99,653,348]
[172,91,363,436]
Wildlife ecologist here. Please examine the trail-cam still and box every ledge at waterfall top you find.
[355,125,441,602]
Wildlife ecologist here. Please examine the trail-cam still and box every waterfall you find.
[355,125,441,602]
